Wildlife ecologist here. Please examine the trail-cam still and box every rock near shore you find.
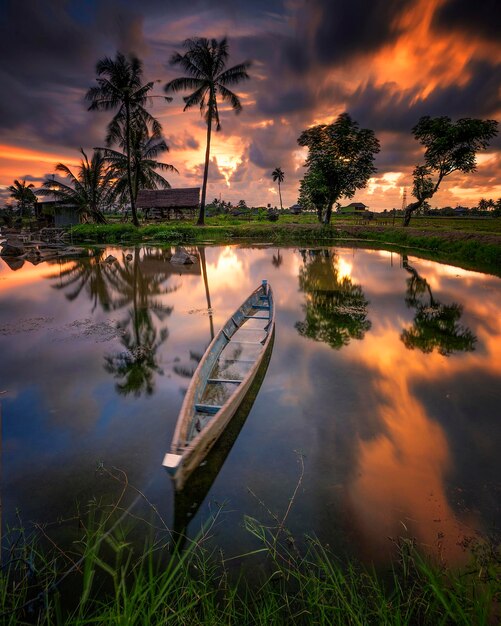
[170,248,196,265]
[0,241,25,257]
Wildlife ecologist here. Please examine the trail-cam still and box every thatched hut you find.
[136,188,200,220]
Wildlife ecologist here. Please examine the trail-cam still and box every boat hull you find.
[164,283,275,490]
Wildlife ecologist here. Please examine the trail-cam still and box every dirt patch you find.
[49,319,126,343]
[0,316,125,343]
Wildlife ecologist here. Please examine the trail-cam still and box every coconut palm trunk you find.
[198,246,214,339]
[199,103,213,226]
[278,179,283,211]
[125,101,139,227]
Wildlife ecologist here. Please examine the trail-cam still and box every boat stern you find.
[162,453,182,475]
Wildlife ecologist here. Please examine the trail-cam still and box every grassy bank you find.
[69,217,501,275]
[1,509,499,625]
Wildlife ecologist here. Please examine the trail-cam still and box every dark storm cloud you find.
[349,60,501,135]
[187,156,225,181]
[165,131,200,151]
[294,0,414,66]
[433,0,501,42]
[22,174,49,183]
[373,134,421,173]
[248,121,300,172]
[0,0,147,146]
[228,158,249,184]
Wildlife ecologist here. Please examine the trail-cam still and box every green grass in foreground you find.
[1,504,499,625]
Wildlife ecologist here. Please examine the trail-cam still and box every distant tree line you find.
[383,198,501,218]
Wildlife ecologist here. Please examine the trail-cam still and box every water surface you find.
[1,245,499,566]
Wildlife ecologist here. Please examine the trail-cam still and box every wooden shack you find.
[136,188,200,220]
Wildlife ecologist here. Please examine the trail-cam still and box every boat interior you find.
[185,284,273,444]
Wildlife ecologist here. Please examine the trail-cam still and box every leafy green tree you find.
[86,52,162,227]
[41,149,113,224]
[401,256,476,355]
[271,167,284,211]
[297,113,380,225]
[295,249,371,349]
[102,123,177,208]
[403,116,498,226]
[298,167,331,222]
[164,38,251,226]
[8,179,36,218]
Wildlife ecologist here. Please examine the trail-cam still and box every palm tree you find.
[102,123,178,209]
[41,149,113,224]
[164,38,251,225]
[8,179,36,218]
[86,52,162,227]
[478,198,489,212]
[271,167,284,211]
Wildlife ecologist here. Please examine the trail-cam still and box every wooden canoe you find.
[163,280,275,489]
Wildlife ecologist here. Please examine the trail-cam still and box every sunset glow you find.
[0,0,498,210]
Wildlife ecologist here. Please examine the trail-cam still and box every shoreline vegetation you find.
[67,216,501,276]
[1,497,499,625]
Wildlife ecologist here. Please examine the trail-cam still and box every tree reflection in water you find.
[104,248,178,396]
[51,247,179,397]
[295,249,371,349]
[272,249,283,268]
[401,256,476,356]
[51,249,116,312]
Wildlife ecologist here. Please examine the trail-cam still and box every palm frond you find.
[165,76,206,94]
[218,84,242,113]
[217,62,251,86]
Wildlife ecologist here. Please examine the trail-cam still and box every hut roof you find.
[136,188,200,209]
[344,202,368,209]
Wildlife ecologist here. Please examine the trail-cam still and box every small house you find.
[289,204,303,214]
[35,196,80,227]
[136,188,200,220]
[337,202,369,214]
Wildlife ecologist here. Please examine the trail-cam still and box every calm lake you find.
[1,244,500,567]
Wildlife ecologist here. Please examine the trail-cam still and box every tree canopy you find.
[297,113,380,224]
[86,52,162,226]
[41,149,113,224]
[8,179,36,217]
[101,123,177,206]
[403,116,498,226]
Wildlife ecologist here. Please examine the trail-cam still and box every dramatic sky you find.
[1,0,500,211]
